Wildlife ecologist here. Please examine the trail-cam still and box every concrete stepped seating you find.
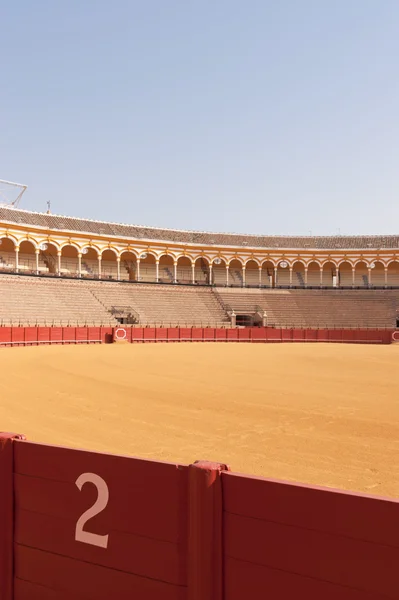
[217,288,399,328]
[0,275,229,327]
[91,284,229,326]
[0,275,115,326]
[0,274,397,328]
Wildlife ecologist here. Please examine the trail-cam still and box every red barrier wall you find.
[222,472,399,599]
[1,434,398,600]
[0,327,395,347]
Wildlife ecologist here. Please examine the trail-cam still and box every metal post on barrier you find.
[187,460,230,600]
[0,432,26,600]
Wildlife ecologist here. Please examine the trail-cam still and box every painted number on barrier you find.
[75,472,109,548]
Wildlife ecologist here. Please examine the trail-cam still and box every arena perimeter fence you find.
[0,326,396,346]
[0,432,398,599]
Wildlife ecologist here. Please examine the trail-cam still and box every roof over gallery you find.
[0,206,398,250]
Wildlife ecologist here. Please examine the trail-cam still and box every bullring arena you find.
[0,203,399,599]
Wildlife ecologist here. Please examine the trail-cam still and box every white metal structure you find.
[0,179,28,208]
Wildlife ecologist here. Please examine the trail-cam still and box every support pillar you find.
[289,267,293,288]
[226,266,229,286]
[274,267,278,288]
[242,267,246,287]
[320,267,323,288]
[384,267,388,288]
[352,268,355,288]
[174,261,177,284]
[137,259,141,281]
[15,247,19,273]
[155,260,159,282]
[78,254,82,278]
[368,267,372,288]
[258,266,262,287]
[192,263,195,284]
[304,268,308,288]
[335,267,339,288]
[98,256,102,279]
[209,264,213,285]
[57,251,61,276]
[35,249,39,274]
[117,258,121,281]
[187,459,230,600]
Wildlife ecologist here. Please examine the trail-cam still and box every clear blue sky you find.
[1,1,399,235]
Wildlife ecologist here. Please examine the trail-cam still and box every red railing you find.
[0,433,397,599]
[0,326,394,347]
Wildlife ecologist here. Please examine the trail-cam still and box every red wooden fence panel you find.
[222,472,399,599]
[203,329,215,341]
[62,327,76,344]
[280,329,292,341]
[131,328,144,342]
[250,328,266,342]
[265,328,280,341]
[191,329,203,341]
[155,328,168,342]
[11,328,24,345]
[305,329,317,341]
[24,327,38,345]
[226,329,237,341]
[292,329,305,341]
[75,327,89,342]
[215,329,227,341]
[37,327,51,344]
[0,328,12,346]
[366,330,383,343]
[143,328,156,342]
[50,327,63,343]
[179,328,192,342]
[238,329,250,342]
[342,329,356,342]
[167,328,180,342]
[13,440,188,600]
[87,327,101,342]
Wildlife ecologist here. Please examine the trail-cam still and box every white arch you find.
[245,257,261,267]
[81,245,100,257]
[321,259,339,268]
[305,259,322,268]
[17,237,39,250]
[0,234,17,246]
[175,254,194,265]
[261,258,277,267]
[60,241,80,253]
[100,246,119,258]
[158,252,177,262]
[337,259,355,268]
[228,257,244,267]
[353,259,370,268]
[120,248,139,259]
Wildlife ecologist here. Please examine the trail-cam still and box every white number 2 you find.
[75,472,109,548]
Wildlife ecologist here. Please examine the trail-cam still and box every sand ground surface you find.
[1,343,398,497]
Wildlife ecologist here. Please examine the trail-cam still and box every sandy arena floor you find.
[0,343,398,497]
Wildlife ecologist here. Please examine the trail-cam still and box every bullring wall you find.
[0,326,394,346]
[0,434,398,599]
